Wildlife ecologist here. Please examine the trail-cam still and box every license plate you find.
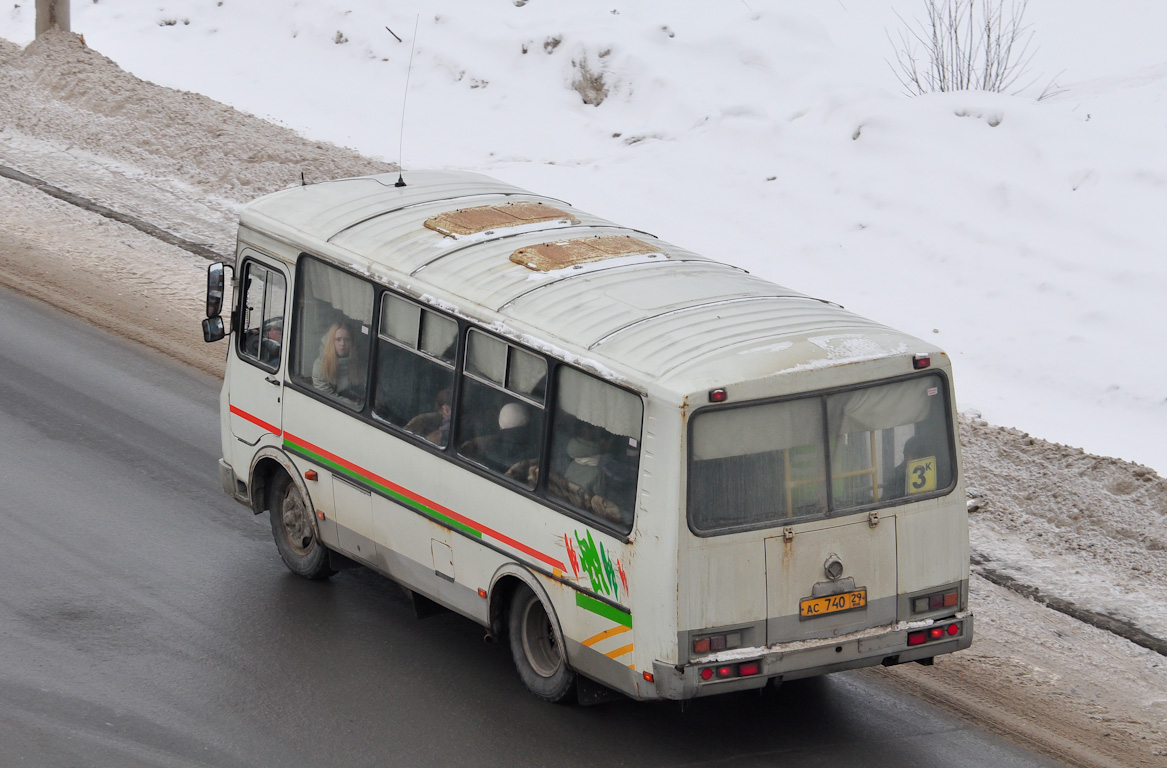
[800,589,867,620]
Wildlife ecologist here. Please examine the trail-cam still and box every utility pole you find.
[35,0,70,36]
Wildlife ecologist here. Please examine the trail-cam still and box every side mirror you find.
[202,316,226,343]
[206,262,226,318]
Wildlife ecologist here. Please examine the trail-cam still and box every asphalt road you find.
[0,286,1059,768]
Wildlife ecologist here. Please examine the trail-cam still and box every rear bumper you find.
[651,612,973,700]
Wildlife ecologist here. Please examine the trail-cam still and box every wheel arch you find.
[488,564,567,658]
[249,446,315,524]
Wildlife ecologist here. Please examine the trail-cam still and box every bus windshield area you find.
[688,374,954,535]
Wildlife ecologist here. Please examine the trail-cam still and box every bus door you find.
[764,517,897,643]
[228,256,288,445]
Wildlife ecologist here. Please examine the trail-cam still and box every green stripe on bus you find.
[284,441,482,539]
[576,592,632,628]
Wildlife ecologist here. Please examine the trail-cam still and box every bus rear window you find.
[688,375,954,535]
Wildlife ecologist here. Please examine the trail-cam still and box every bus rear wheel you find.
[269,472,334,580]
[508,584,575,703]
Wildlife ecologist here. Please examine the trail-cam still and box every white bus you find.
[202,170,971,703]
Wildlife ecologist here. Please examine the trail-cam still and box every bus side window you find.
[237,261,286,370]
[372,293,458,446]
[290,257,374,410]
[456,331,545,487]
[547,367,642,535]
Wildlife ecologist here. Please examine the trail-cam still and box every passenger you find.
[460,401,536,477]
[547,421,613,514]
[598,440,639,507]
[312,322,364,400]
[405,389,452,446]
[563,425,605,496]
[260,318,283,366]
[542,415,640,525]
[493,402,534,471]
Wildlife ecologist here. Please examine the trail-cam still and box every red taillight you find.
[910,622,960,648]
[913,353,931,370]
[698,661,763,682]
[708,388,728,403]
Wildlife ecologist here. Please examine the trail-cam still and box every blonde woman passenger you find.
[312,321,365,401]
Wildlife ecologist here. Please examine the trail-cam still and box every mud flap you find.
[576,675,623,706]
[328,549,361,572]
[406,588,449,620]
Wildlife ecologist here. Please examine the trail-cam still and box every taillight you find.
[909,622,961,648]
[692,631,743,656]
[697,660,763,683]
[912,588,960,614]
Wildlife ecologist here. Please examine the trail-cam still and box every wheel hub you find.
[521,597,563,678]
[280,485,313,554]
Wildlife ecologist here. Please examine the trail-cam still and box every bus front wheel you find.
[269,472,334,580]
[508,584,575,703]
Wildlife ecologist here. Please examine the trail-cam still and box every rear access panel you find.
[765,517,897,643]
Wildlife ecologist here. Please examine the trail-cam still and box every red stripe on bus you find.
[283,431,566,572]
[229,404,282,436]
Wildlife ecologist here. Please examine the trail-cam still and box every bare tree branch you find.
[887,0,1042,97]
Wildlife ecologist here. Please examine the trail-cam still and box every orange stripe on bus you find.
[583,625,632,647]
[605,643,634,660]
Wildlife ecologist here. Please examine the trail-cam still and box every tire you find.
[268,471,334,580]
[508,583,575,703]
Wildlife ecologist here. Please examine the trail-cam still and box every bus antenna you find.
[395,15,420,188]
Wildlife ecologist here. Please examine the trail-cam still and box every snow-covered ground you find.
[3,0,1165,474]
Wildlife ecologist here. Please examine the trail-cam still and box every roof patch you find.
[424,201,577,237]
[510,235,663,272]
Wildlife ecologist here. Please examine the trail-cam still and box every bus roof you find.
[240,170,935,395]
